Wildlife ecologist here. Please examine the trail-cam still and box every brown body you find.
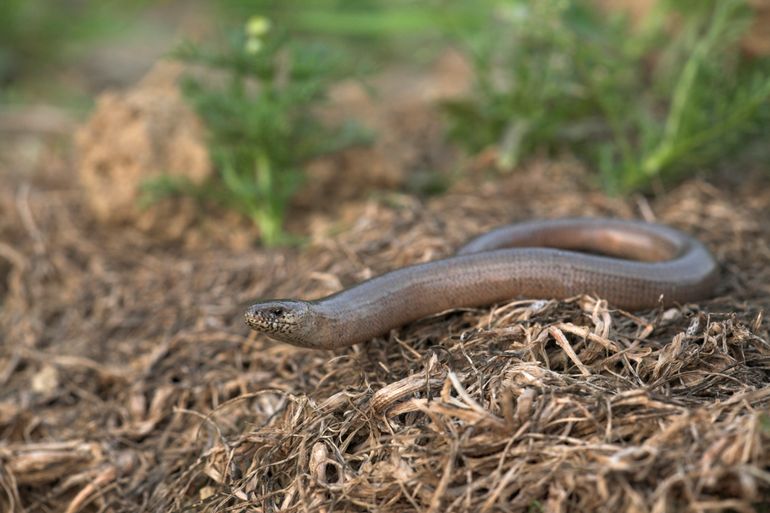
[245,218,719,349]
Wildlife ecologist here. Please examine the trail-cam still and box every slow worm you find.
[245,218,718,349]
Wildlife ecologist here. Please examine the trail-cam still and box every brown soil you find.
[2,58,770,513]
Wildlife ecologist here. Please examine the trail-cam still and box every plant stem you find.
[640,1,734,180]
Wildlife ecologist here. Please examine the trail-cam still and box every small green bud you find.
[246,16,271,37]
[245,37,263,54]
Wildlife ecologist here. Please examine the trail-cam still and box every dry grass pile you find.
[1,159,770,512]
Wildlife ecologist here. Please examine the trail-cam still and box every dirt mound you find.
[76,61,211,225]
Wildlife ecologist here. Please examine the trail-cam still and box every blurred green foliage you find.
[0,0,145,88]
[215,0,770,192]
[444,0,770,192]
[5,0,769,238]
[149,20,367,245]
[216,0,486,60]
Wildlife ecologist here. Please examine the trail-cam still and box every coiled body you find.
[245,218,719,349]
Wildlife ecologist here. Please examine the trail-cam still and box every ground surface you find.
[2,63,770,513]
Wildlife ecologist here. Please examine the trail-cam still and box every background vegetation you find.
[0,0,149,101]
[161,21,366,245]
[3,0,768,242]
[445,0,770,192]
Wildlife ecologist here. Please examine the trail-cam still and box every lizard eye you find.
[270,308,284,317]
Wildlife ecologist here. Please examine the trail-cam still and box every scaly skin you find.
[245,218,719,349]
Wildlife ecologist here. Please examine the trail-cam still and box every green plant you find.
[445,0,770,193]
[161,19,366,245]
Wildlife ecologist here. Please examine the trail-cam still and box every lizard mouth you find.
[244,301,300,334]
